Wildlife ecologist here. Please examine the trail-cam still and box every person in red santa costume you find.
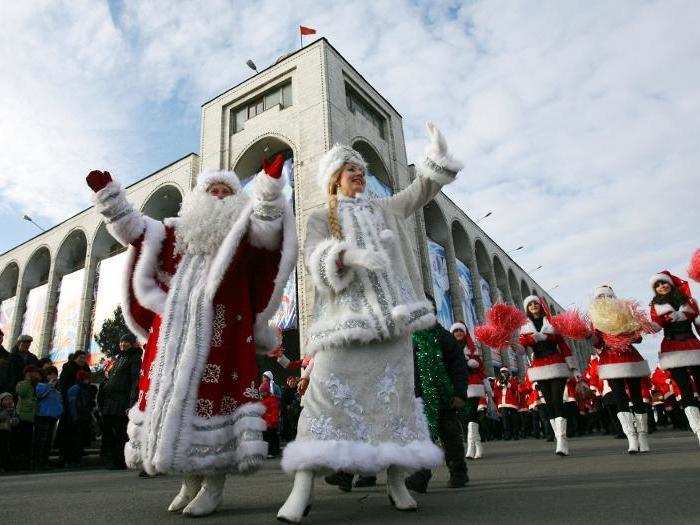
[86,155,297,517]
[519,295,578,456]
[649,271,700,446]
[450,322,485,458]
[589,284,651,453]
[492,367,520,440]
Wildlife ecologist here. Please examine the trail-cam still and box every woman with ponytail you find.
[649,271,700,446]
[277,123,463,523]
[519,296,578,456]
[450,322,486,458]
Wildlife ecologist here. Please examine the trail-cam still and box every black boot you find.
[324,471,353,492]
[404,469,431,494]
[353,475,377,488]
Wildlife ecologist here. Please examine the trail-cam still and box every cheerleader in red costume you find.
[519,296,578,456]
[451,322,485,458]
[649,271,700,446]
[590,285,651,453]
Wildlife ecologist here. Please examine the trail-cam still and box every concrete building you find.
[0,38,590,373]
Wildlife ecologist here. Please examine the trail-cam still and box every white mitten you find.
[342,248,386,272]
[467,358,480,369]
[425,122,464,173]
[671,311,687,322]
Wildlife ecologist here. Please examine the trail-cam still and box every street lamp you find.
[529,265,543,272]
[475,211,492,223]
[246,59,258,73]
[548,284,559,291]
[23,215,45,232]
[507,246,524,254]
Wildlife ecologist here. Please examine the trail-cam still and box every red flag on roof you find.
[300,25,316,35]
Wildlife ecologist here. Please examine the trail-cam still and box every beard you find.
[175,190,249,255]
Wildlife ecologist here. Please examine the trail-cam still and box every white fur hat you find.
[523,295,540,310]
[649,272,673,290]
[593,284,616,299]
[195,170,242,194]
[450,322,467,333]
[316,144,367,192]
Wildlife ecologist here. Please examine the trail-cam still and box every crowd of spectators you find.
[0,329,141,473]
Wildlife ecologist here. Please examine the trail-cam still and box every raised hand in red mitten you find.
[261,153,285,179]
[86,170,113,192]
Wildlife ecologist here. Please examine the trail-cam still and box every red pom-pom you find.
[474,324,511,349]
[627,300,659,334]
[549,310,592,340]
[688,249,700,283]
[602,333,639,352]
[486,303,527,333]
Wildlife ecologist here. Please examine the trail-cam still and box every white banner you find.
[91,251,128,363]
[50,268,85,367]
[22,283,48,355]
[0,296,16,338]
[427,239,454,329]
[455,260,478,337]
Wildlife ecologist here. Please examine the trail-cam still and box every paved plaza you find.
[2,430,698,524]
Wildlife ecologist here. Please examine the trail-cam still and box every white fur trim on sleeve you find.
[308,238,355,294]
[565,355,578,370]
[418,157,459,186]
[132,218,167,314]
[93,181,145,245]
[277,355,291,368]
[654,304,675,316]
[252,169,285,201]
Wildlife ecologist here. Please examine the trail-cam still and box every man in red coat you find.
[86,156,297,517]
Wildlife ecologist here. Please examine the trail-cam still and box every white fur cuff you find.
[308,238,355,294]
[253,169,286,201]
[418,157,459,186]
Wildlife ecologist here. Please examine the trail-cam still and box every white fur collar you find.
[520,316,554,335]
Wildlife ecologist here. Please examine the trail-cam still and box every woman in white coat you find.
[277,124,462,522]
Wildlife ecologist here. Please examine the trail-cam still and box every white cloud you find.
[2,0,699,366]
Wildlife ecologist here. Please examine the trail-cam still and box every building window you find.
[230,81,293,134]
[345,83,385,139]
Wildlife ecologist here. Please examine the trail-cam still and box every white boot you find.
[617,412,639,454]
[684,406,700,446]
[387,466,417,511]
[168,475,203,512]
[182,474,226,517]
[634,412,650,453]
[277,470,314,523]
[465,423,475,459]
[470,422,483,459]
[554,417,569,456]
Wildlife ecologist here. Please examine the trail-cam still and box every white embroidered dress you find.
[281,158,456,474]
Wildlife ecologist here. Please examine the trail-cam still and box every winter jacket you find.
[413,323,469,402]
[0,345,11,394]
[67,383,95,423]
[36,382,63,419]
[57,361,91,395]
[304,157,458,355]
[97,346,142,416]
[0,406,19,432]
[15,379,37,423]
[7,350,40,393]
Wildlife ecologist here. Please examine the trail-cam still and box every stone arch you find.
[451,221,480,331]
[141,184,183,221]
[13,246,51,344]
[520,279,530,303]
[0,262,19,302]
[474,239,495,305]
[44,229,88,356]
[351,137,394,191]
[508,269,522,308]
[232,134,296,184]
[492,255,510,304]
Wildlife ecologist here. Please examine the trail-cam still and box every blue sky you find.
[2,1,699,363]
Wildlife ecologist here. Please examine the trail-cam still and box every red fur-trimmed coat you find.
[519,317,577,382]
[493,377,520,410]
[590,330,650,380]
[650,299,700,370]
[93,171,297,475]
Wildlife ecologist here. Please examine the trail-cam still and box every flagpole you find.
[299,28,302,49]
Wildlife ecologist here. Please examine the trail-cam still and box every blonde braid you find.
[327,170,343,239]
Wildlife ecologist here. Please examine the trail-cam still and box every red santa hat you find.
[195,170,242,194]
[450,322,467,333]
[649,270,692,298]
[316,144,367,192]
[523,295,540,310]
